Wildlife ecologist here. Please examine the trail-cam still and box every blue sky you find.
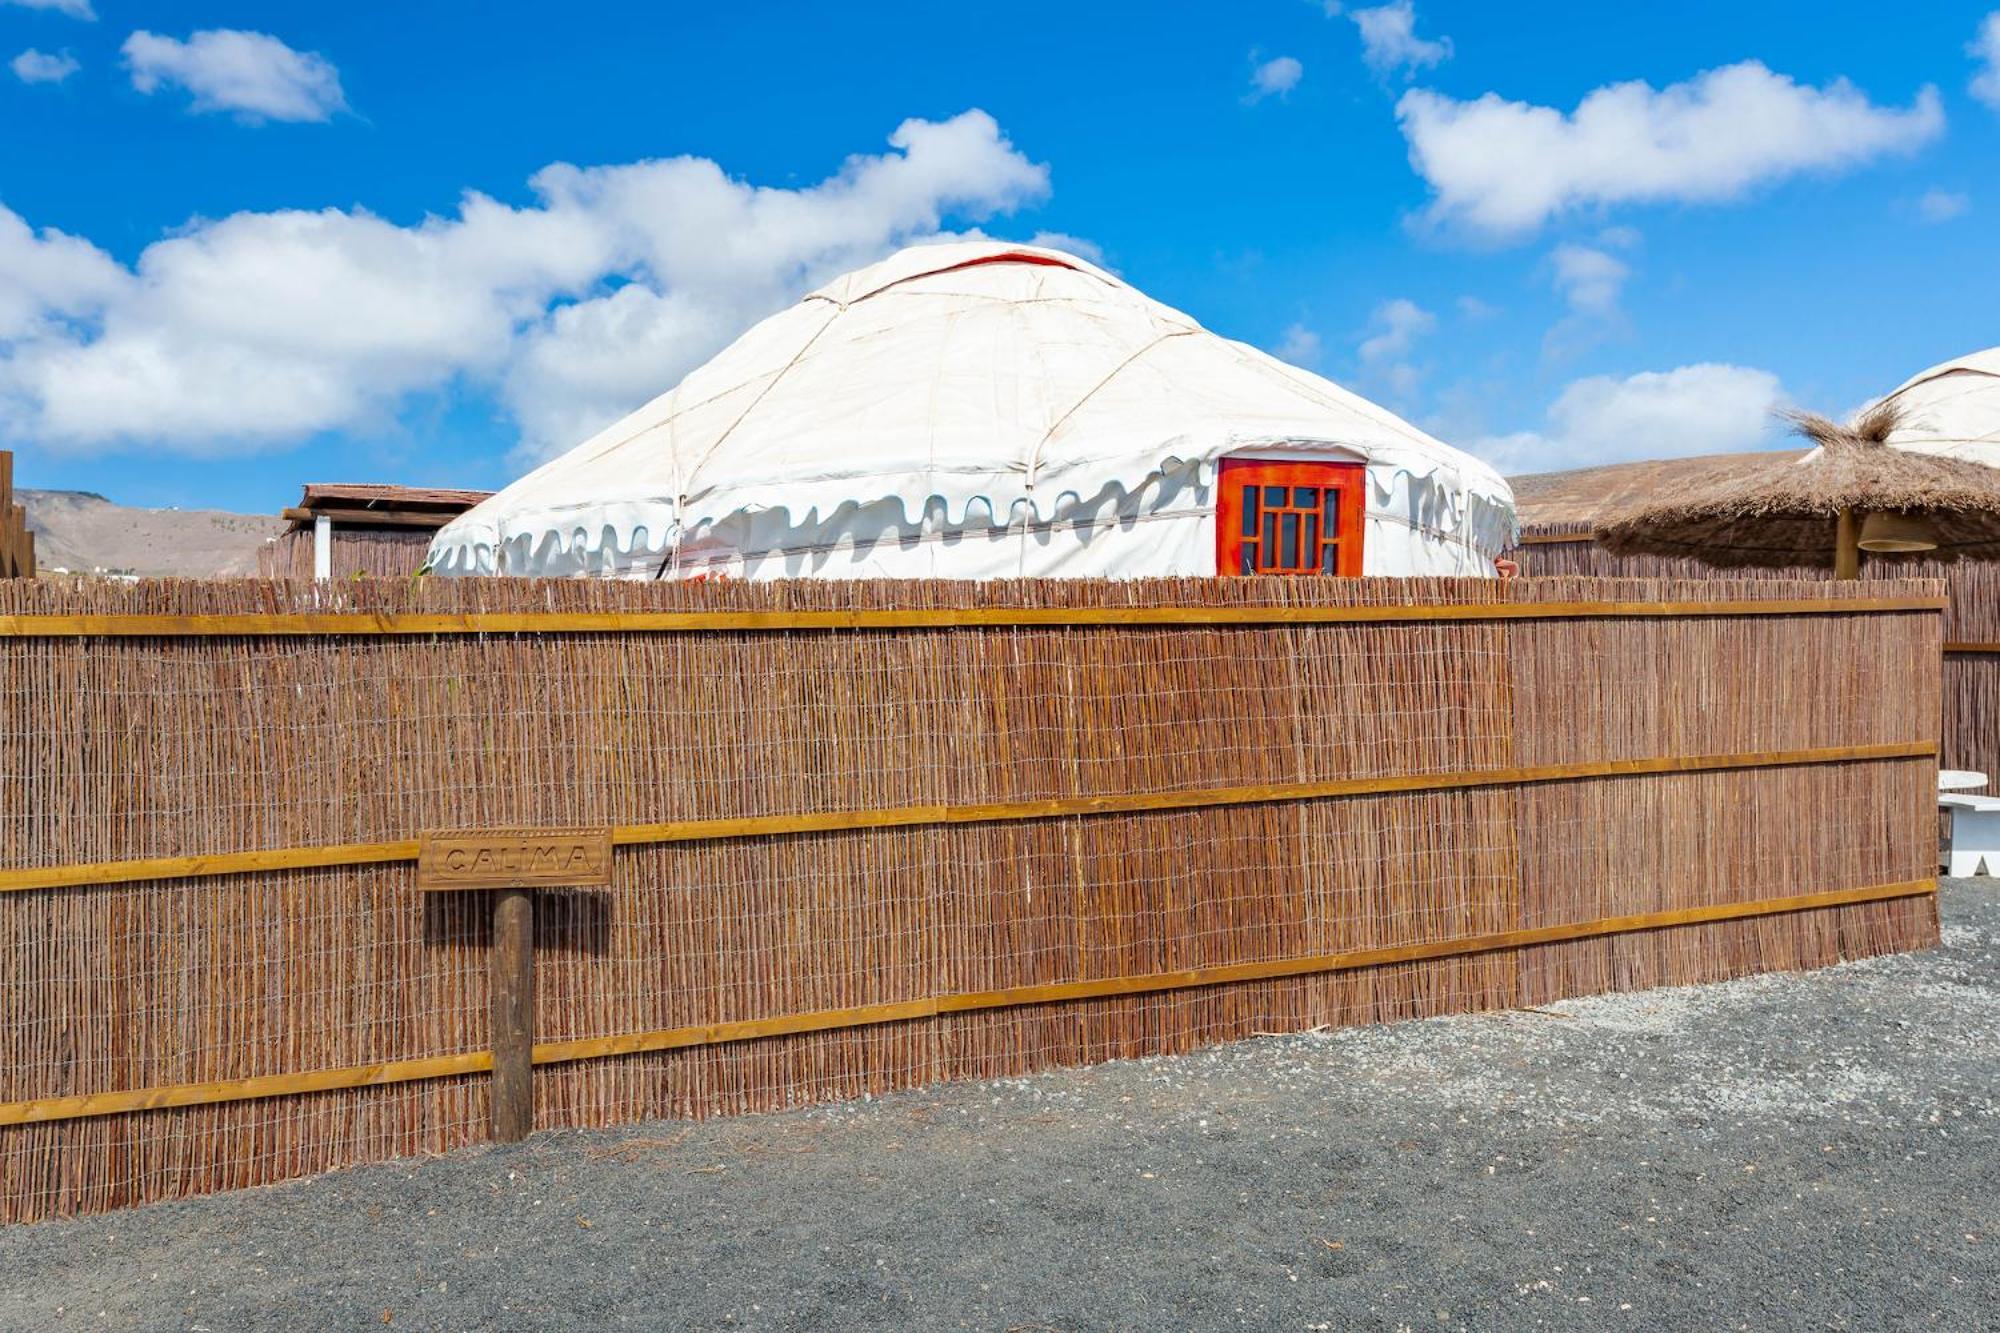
[2,0,1997,513]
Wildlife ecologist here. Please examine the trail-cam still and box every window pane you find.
[1322,491,1340,537]
[1241,543,1257,575]
[1293,486,1316,507]
[1241,484,1259,537]
[1262,511,1277,561]
[1280,513,1298,567]
[1321,539,1339,574]
[1263,485,1286,508]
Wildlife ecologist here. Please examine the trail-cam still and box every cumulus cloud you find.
[1398,61,1944,238]
[1247,54,1303,102]
[0,208,128,342]
[1470,363,1786,474]
[0,111,1051,461]
[11,47,78,83]
[1973,13,2000,109]
[1,0,94,19]
[1274,322,1323,368]
[123,29,346,123]
[1350,2,1450,78]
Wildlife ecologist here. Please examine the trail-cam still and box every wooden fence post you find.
[415,827,613,1145]
[490,887,535,1142]
[0,450,29,580]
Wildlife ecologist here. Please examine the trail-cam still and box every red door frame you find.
[1215,458,1366,576]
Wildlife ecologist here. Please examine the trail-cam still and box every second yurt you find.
[1880,347,2000,462]
[428,242,1515,580]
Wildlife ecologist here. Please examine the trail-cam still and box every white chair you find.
[1941,786,2000,876]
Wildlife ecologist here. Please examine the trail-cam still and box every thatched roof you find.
[1509,450,1806,533]
[1595,403,2000,568]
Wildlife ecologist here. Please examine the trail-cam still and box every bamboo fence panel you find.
[0,574,1943,1222]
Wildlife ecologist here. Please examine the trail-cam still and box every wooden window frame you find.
[1215,458,1365,577]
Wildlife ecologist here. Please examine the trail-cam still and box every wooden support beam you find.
[1835,508,1863,581]
[283,507,460,531]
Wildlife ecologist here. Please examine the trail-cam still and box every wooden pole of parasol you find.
[1834,508,1862,581]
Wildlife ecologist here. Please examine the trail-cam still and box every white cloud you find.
[0,208,128,341]
[1456,294,1500,320]
[1972,13,2000,109]
[1397,61,1944,238]
[1915,188,1969,222]
[1550,243,1629,315]
[1247,54,1303,102]
[1350,2,1451,78]
[10,47,78,83]
[1,0,94,19]
[1356,297,1434,399]
[0,110,1051,461]
[1470,363,1786,474]
[1274,322,1323,368]
[1358,297,1434,364]
[122,29,346,123]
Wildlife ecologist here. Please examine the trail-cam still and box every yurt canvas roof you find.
[428,241,1513,577]
[1881,347,2000,461]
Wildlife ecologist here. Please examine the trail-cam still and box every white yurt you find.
[427,242,1516,581]
[1881,348,2000,462]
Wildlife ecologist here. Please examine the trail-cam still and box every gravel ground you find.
[4,882,1995,1333]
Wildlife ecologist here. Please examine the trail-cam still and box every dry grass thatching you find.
[1596,403,2000,567]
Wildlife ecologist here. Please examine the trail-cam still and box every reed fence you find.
[257,525,434,581]
[1512,525,1998,786]
[0,574,1943,1222]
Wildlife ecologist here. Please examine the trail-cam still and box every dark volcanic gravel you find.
[3,883,1994,1333]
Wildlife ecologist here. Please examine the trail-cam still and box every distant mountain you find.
[21,489,283,577]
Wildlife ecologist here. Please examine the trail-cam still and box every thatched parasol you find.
[1595,402,2000,578]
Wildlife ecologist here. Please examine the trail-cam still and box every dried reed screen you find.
[1514,527,1998,796]
[0,575,1943,1222]
[257,525,435,580]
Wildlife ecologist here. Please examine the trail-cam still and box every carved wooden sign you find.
[416,826,614,892]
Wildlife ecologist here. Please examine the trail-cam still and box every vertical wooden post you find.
[420,827,608,1143]
[490,887,536,1142]
[1834,508,1862,581]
